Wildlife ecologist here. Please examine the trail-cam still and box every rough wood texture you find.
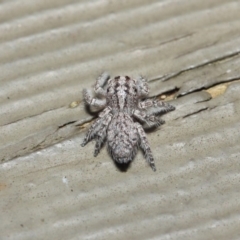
[1,0,240,239]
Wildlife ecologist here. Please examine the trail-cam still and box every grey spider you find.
[81,72,175,171]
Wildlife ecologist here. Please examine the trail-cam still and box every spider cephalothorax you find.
[81,72,175,171]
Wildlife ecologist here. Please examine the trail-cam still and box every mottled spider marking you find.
[107,112,139,164]
[81,72,175,171]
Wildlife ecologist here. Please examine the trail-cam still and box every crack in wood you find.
[149,50,240,83]
[182,107,209,119]
[177,77,240,98]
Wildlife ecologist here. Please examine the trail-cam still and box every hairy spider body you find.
[81,73,175,171]
[107,112,138,164]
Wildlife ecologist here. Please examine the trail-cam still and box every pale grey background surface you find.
[1,0,240,239]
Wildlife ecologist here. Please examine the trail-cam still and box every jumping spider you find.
[81,72,175,171]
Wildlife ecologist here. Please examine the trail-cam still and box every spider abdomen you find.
[107,113,138,164]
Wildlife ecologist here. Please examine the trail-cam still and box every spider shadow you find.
[113,161,132,172]
[143,125,162,134]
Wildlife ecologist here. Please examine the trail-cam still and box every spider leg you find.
[94,113,112,157]
[135,122,156,171]
[136,75,149,98]
[94,72,110,96]
[133,109,165,129]
[139,98,175,115]
[81,107,112,146]
[142,116,165,129]
[83,89,106,111]
[132,109,148,123]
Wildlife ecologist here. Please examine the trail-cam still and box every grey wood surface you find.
[1,0,240,239]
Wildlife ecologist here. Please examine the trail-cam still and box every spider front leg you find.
[82,72,110,111]
[94,72,110,96]
[83,89,106,111]
[81,107,112,147]
[135,122,156,171]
